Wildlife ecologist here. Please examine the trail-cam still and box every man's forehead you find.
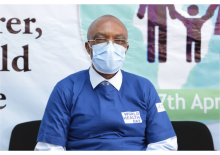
[92,31,126,39]
[87,15,128,39]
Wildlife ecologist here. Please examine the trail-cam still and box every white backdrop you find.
[0,4,91,150]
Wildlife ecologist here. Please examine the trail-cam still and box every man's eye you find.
[95,38,107,43]
[114,39,125,44]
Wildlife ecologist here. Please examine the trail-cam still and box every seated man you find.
[34,15,177,151]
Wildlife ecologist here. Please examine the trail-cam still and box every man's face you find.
[85,17,129,60]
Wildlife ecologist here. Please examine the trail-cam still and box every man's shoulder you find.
[56,69,89,90]
[121,69,152,85]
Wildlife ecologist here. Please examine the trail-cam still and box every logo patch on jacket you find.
[121,111,142,124]
[156,102,166,112]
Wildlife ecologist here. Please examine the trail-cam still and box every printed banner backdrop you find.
[80,4,220,150]
[0,4,220,150]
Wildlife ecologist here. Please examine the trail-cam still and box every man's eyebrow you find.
[93,32,106,39]
[115,34,126,38]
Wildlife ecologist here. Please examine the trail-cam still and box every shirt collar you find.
[89,66,122,91]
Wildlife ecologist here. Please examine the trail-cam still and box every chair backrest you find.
[9,120,41,151]
[9,120,214,150]
[171,121,214,150]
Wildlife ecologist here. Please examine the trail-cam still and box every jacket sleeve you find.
[145,82,176,143]
[36,85,71,147]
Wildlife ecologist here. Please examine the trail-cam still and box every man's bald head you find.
[85,14,129,62]
[87,15,128,40]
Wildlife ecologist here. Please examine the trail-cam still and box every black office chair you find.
[171,121,214,150]
[9,120,214,150]
[9,120,41,151]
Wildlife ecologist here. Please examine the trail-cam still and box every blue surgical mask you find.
[89,41,127,74]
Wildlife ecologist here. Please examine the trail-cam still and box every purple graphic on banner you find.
[213,5,220,60]
[137,4,177,63]
[175,5,217,62]
[207,4,220,60]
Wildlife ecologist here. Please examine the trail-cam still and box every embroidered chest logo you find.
[121,111,142,124]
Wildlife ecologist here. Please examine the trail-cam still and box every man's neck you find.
[92,64,118,80]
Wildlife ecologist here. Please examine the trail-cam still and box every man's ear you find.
[85,42,90,55]
[125,44,129,54]
[85,42,93,59]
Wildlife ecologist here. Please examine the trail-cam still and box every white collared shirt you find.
[34,66,177,151]
[89,66,122,91]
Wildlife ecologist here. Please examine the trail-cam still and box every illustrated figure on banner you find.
[137,4,218,63]
[174,4,218,62]
[213,5,220,59]
[137,4,177,63]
